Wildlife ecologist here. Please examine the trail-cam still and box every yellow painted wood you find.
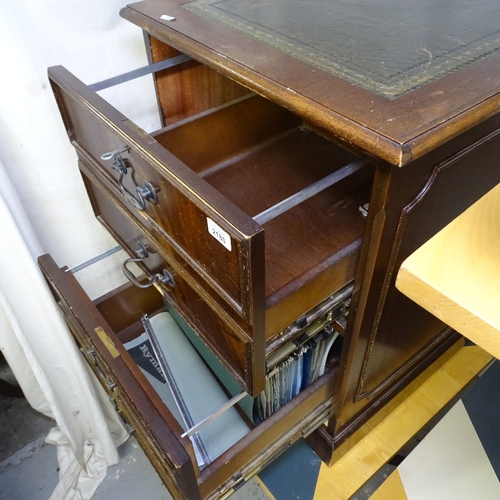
[396,182,500,360]
[328,339,463,466]
[369,470,408,500]
[313,345,493,500]
[254,476,276,500]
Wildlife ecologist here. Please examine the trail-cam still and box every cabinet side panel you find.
[334,118,500,440]
[356,129,500,399]
[148,36,251,126]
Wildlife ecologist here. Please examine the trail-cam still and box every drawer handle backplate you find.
[101,148,157,211]
[109,397,135,435]
[122,241,175,289]
[86,348,117,390]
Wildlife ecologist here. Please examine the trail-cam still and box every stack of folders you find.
[254,328,339,422]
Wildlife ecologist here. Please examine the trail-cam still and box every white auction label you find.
[207,218,232,251]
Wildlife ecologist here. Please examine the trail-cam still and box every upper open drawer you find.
[49,65,263,324]
[48,56,373,375]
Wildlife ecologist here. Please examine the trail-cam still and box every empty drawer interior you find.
[152,93,373,309]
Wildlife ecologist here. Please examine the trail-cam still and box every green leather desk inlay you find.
[184,0,500,99]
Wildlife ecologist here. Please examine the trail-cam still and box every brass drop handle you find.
[101,147,157,211]
[122,242,175,289]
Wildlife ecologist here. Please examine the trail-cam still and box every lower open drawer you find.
[39,253,337,500]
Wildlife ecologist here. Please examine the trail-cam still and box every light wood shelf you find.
[396,182,500,359]
[314,344,493,499]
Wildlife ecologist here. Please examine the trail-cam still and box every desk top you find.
[186,0,500,100]
[122,0,500,166]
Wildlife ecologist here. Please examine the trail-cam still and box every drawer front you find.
[39,253,336,500]
[39,254,201,500]
[48,65,264,324]
[81,164,264,394]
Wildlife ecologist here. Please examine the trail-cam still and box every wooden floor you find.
[313,344,494,500]
[370,470,408,500]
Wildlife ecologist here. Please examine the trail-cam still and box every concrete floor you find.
[0,430,269,500]
[0,393,270,500]
[0,392,381,500]
[0,395,53,464]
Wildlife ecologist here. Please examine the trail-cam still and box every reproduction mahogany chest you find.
[41,1,500,498]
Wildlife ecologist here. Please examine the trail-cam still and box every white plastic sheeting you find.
[0,1,160,497]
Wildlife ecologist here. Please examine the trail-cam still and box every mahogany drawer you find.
[80,162,261,391]
[38,253,337,500]
[49,63,372,395]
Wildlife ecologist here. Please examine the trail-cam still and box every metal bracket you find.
[66,245,122,274]
[253,156,371,225]
[109,397,135,435]
[181,391,248,438]
[86,348,117,390]
[89,54,192,92]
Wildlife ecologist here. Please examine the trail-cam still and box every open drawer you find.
[48,59,373,395]
[39,253,337,500]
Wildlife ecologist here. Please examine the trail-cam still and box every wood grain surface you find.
[397,182,500,360]
[122,0,500,166]
[313,345,493,500]
[369,470,408,500]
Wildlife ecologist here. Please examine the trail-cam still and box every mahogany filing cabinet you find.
[41,1,500,498]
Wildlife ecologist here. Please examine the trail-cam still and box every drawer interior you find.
[82,165,350,398]
[40,251,339,498]
[149,87,373,344]
[152,94,373,304]
[94,276,342,428]
[96,280,340,495]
